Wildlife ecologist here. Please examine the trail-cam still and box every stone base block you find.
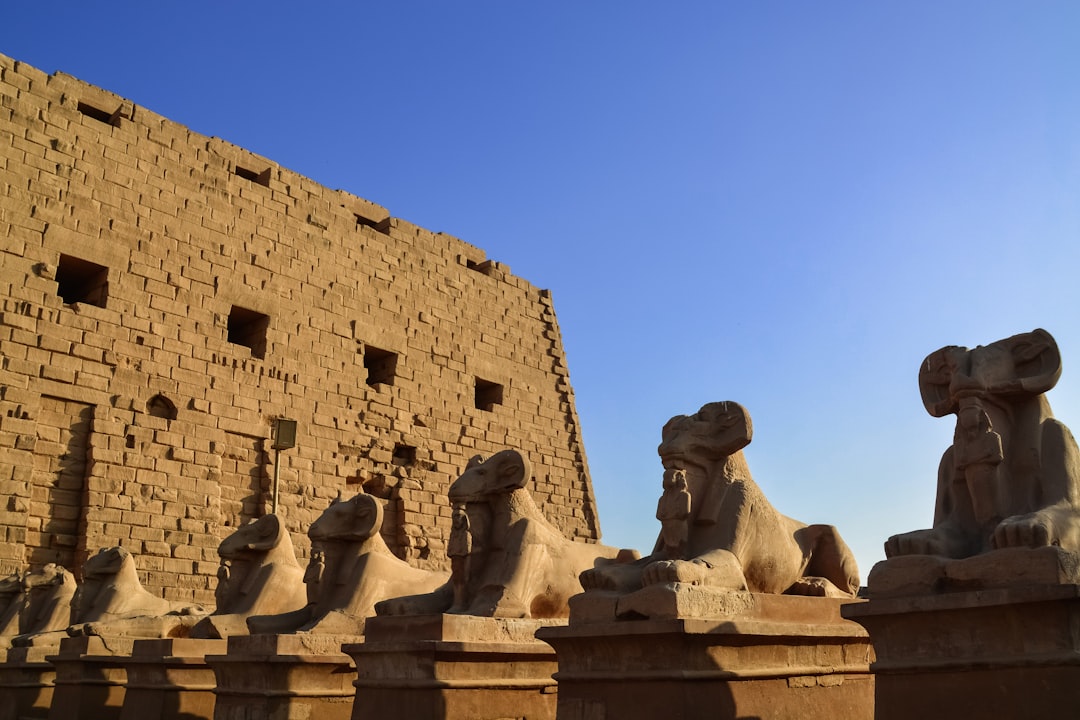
[0,641,60,720]
[346,614,564,720]
[46,635,135,720]
[540,588,873,720]
[206,633,358,720]
[866,546,1080,599]
[118,638,226,720]
[843,582,1080,720]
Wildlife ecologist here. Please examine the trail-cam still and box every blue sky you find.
[5,2,1080,581]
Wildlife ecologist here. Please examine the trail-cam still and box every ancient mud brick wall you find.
[0,54,600,603]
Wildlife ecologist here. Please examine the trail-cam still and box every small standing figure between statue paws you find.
[656,468,691,560]
[448,503,473,613]
[304,547,325,606]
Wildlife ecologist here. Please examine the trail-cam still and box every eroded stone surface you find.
[376,449,622,619]
[580,402,860,619]
[875,329,1080,595]
[246,493,446,634]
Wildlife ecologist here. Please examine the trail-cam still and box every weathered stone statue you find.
[0,573,23,647]
[77,547,178,621]
[843,330,1080,718]
[885,328,1080,559]
[247,491,446,634]
[67,546,205,637]
[377,449,623,619]
[582,401,860,598]
[190,513,308,638]
[9,564,76,645]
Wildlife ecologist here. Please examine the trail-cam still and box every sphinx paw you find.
[885,529,958,558]
[786,577,850,598]
[992,514,1054,549]
[641,559,708,587]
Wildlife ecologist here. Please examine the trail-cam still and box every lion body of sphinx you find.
[377,450,622,619]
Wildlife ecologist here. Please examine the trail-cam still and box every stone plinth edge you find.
[865,546,1080,599]
[842,581,1080,720]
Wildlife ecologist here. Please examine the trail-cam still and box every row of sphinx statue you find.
[3,328,1079,648]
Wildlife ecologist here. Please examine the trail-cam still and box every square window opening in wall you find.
[227,306,269,359]
[234,164,271,187]
[355,215,392,234]
[77,101,122,127]
[475,378,504,411]
[392,444,416,466]
[465,259,495,277]
[363,346,397,387]
[56,255,109,307]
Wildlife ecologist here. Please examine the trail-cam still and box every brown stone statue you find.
[9,564,76,646]
[189,513,308,638]
[885,329,1080,560]
[76,547,179,620]
[0,573,23,647]
[582,401,860,598]
[246,491,447,634]
[67,546,205,638]
[377,449,623,619]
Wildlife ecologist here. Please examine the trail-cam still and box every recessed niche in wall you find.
[55,254,109,307]
[475,378,503,411]
[227,305,269,359]
[234,164,271,187]
[363,346,397,387]
[146,394,177,421]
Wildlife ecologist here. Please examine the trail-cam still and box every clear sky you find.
[5,2,1080,581]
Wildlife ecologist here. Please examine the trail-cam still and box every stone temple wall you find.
[0,54,600,603]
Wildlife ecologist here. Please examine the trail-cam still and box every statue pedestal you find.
[843,582,1080,720]
[344,614,563,720]
[205,633,358,720]
[537,587,873,720]
[47,635,135,720]
[118,638,226,720]
[0,639,60,719]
